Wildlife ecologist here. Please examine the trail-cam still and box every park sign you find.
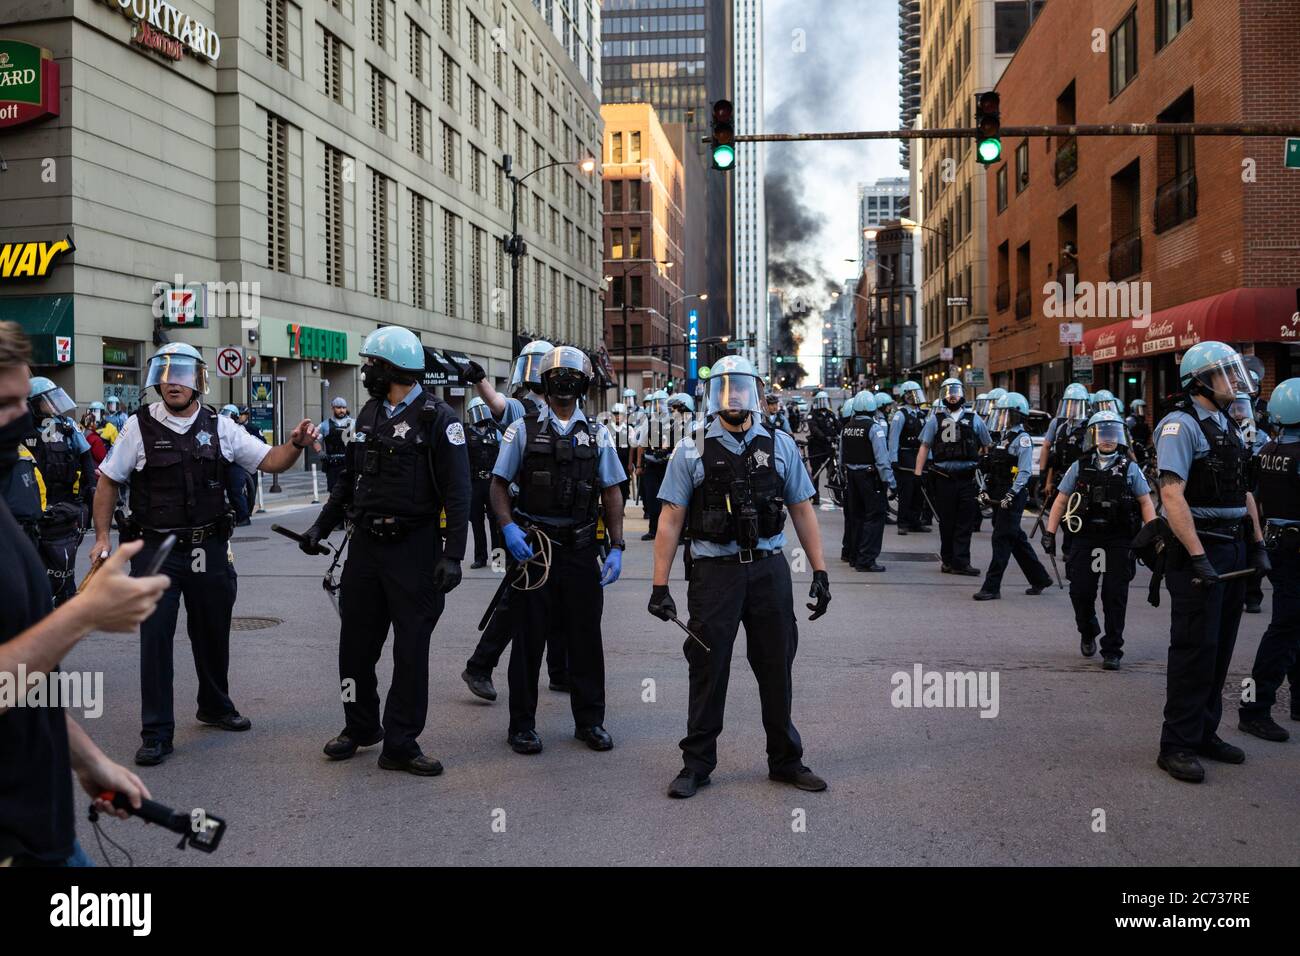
[0,40,60,130]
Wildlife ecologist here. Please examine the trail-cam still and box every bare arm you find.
[1159,475,1203,555]
[651,503,687,586]
[255,418,318,474]
[1138,493,1157,525]
[787,499,827,573]
[1037,439,1052,475]
[92,473,119,553]
[476,379,508,419]
[601,484,624,548]
[1044,491,1069,535]
[66,716,150,818]
[490,476,515,530]
[1246,491,1265,544]
[913,443,929,477]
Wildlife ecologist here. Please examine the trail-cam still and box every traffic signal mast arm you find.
[731,121,1300,142]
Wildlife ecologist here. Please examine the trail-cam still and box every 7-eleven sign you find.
[161,283,207,328]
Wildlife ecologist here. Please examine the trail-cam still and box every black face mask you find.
[0,411,34,474]
[361,362,394,399]
[545,371,586,402]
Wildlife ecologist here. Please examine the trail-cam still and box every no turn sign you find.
[216,346,245,378]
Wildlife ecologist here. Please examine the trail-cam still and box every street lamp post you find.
[505,153,596,350]
[866,217,952,379]
[604,259,673,393]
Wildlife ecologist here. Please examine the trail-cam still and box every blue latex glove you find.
[600,548,622,587]
[502,523,533,562]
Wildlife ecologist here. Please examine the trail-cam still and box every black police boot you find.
[1244,601,1262,614]
[1238,715,1290,742]
[323,729,384,760]
[1080,620,1100,658]
[134,740,173,767]
[855,563,886,572]
[377,750,444,776]
[1101,655,1121,670]
[640,532,655,541]
[1196,734,1245,764]
[470,559,488,569]
[196,710,252,732]
[667,769,710,799]
[1156,750,1205,783]
[508,730,543,754]
[1025,584,1048,596]
[769,765,828,792]
[575,725,613,751]
[897,527,908,536]
[461,668,497,702]
[972,590,1000,601]
[952,565,981,577]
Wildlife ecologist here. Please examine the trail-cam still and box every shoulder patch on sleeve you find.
[446,421,466,446]
[1160,422,1182,438]
[1020,434,1032,448]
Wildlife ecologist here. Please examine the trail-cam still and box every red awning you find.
[1078,287,1299,364]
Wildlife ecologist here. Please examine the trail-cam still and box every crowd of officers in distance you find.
[4,323,1299,866]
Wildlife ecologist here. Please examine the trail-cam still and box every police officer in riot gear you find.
[979,387,1008,441]
[465,396,503,569]
[1230,392,1269,614]
[1043,411,1156,667]
[1238,378,1300,741]
[219,404,255,526]
[806,390,838,506]
[974,393,1054,601]
[314,397,355,493]
[461,339,554,428]
[93,343,317,766]
[637,389,672,540]
[763,392,791,434]
[914,378,990,576]
[890,381,931,534]
[491,346,626,755]
[25,377,97,606]
[1151,341,1269,783]
[607,402,635,502]
[301,326,469,776]
[1126,398,1152,459]
[1039,382,1091,499]
[648,354,831,799]
[1091,389,1121,415]
[103,394,127,432]
[840,390,894,572]
[837,394,857,561]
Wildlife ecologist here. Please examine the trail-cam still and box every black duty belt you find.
[1264,524,1300,553]
[693,547,782,565]
[526,520,597,550]
[135,517,233,545]
[1193,518,1245,541]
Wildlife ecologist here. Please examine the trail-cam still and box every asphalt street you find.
[64,486,1300,867]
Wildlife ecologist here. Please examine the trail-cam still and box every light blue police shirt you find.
[839,414,895,489]
[105,412,128,431]
[498,393,545,428]
[919,407,991,472]
[1000,425,1037,494]
[658,417,814,559]
[383,383,423,419]
[316,416,354,436]
[492,405,626,525]
[1057,455,1151,497]
[1154,402,1248,520]
[41,416,91,456]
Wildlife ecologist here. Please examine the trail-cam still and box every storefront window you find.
[102,338,143,411]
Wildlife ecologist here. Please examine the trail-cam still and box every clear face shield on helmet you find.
[509,350,550,393]
[146,355,209,395]
[1057,397,1089,421]
[468,402,493,424]
[985,407,1020,436]
[813,395,830,410]
[1190,353,1256,406]
[1092,397,1121,414]
[973,397,992,417]
[1084,419,1128,454]
[904,388,926,407]
[34,387,77,418]
[940,381,965,406]
[1229,396,1254,425]
[707,372,761,420]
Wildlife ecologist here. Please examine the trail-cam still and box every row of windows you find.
[603,15,706,35]
[1111,1,1193,98]
[602,0,705,9]
[601,59,705,81]
[601,37,706,57]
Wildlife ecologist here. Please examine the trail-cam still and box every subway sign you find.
[287,323,348,362]
[0,40,60,129]
[0,237,75,280]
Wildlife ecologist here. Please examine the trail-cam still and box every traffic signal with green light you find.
[974,91,1001,165]
[711,100,735,171]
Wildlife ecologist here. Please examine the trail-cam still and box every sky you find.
[763,0,906,385]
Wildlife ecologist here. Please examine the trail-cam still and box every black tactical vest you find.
[809,409,837,449]
[1050,419,1087,474]
[322,418,351,461]
[28,418,79,504]
[1127,416,1151,445]
[351,397,441,520]
[515,413,600,524]
[129,408,229,530]
[931,408,980,462]
[897,407,926,464]
[1,455,42,527]
[1184,411,1250,509]
[688,432,786,547]
[840,415,877,468]
[1256,437,1300,523]
[981,441,1019,499]
[642,415,673,464]
[466,421,501,479]
[1073,455,1138,538]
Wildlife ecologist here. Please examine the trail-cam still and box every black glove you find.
[1000,491,1017,510]
[648,584,676,621]
[432,557,462,593]
[461,360,487,385]
[806,569,831,621]
[1189,553,1219,587]
[1041,530,1056,556]
[976,491,991,509]
[299,525,324,555]
[1248,539,1272,577]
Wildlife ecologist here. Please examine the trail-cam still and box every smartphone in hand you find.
[141,534,177,577]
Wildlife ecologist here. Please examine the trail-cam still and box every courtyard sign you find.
[0,40,60,129]
[99,0,222,64]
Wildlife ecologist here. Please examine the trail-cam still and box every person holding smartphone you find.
[0,322,170,866]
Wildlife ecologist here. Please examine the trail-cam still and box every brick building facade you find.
[985,0,1300,420]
